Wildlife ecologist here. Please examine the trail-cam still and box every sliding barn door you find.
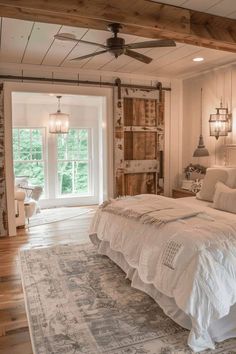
[0,83,8,236]
[114,87,164,197]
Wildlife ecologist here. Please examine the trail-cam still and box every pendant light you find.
[49,95,69,134]
[193,88,209,157]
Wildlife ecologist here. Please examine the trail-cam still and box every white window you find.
[13,127,94,203]
[57,128,91,196]
[13,128,46,190]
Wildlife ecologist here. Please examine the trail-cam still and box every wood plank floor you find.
[0,207,95,354]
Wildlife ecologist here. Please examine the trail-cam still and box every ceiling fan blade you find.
[54,33,78,42]
[126,39,176,49]
[70,49,109,61]
[54,33,106,48]
[124,49,152,64]
[78,39,106,48]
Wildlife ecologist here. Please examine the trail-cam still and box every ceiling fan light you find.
[59,23,175,64]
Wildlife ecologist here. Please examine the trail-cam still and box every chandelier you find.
[49,95,69,134]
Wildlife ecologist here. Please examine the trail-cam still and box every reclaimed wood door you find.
[114,87,164,197]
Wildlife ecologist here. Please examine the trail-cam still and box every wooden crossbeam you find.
[0,0,236,52]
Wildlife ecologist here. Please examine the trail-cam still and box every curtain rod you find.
[0,75,171,91]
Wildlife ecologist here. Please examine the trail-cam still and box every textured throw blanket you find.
[100,195,203,226]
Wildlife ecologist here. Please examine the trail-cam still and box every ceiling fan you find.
[54,23,176,64]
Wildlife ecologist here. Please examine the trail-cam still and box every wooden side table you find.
[172,188,196,198]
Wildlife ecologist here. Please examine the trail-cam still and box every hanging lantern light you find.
[193,88,209,157]
[49,95,69,134]
[209,98,229,140]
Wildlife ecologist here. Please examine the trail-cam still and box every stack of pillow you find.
[196,167,236,214]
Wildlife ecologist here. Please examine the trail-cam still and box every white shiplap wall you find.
[182,65,236,174]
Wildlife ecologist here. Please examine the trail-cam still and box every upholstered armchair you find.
[15,177,43,226]
[15,188,26,228]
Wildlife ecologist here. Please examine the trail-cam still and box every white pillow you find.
[196,168,229,202]
[225,167,236,188]
[196,167,236,202]
[213,181,236,214]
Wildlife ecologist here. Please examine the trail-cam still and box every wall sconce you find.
[49,95,69,134]
[209,98,231,140]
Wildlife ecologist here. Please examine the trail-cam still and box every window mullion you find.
[30,129,32,160]
[13,128,45,195]
[18,129,20,160]
[56,128,90,197]
[72,161,75,194]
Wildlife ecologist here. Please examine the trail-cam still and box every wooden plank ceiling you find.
[0,1,236,78]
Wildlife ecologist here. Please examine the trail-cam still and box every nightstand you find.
[172,188,196,198]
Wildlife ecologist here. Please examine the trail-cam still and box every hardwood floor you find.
[0,207,95,354]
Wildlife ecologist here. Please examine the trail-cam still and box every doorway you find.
[4,82,113,235]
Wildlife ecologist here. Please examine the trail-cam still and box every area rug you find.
[27,207,94,228]
[20,243,236,354]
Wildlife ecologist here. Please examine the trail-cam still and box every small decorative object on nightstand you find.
[184,163,206,181]
[172,188,196,199]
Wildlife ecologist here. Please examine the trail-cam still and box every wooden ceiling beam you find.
[0,0,236,53]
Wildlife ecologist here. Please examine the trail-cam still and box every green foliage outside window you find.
[57,129,89,195]
[13,128,90,197]
[13,128,45,188]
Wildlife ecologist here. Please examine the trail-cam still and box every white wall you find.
[12,102,98,127]
[182,65,236,178]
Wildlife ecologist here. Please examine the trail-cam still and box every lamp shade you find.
[49,111,69,133]
[193,134,209,157]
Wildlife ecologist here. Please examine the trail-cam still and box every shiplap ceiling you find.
[1,0,236,79]
[155,0,236,19]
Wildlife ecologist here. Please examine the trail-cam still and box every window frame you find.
[56,127,93,197]
[12,127,47,195]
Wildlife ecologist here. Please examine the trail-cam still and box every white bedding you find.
[89,194,236,352]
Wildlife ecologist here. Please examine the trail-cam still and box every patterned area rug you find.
[20,243,236,354]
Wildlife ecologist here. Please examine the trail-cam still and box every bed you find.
[89,168,236,352]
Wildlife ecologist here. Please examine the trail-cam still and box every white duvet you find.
[89,194,236,352]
